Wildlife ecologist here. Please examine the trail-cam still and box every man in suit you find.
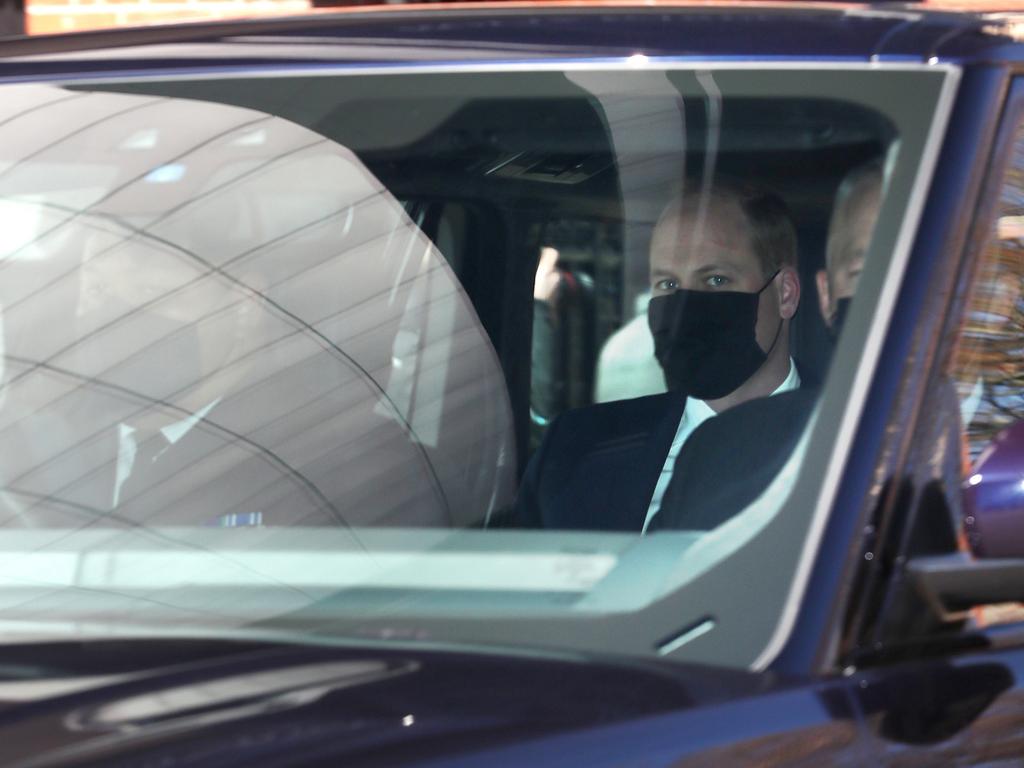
[649,162,885,531]
[513,181,803,532]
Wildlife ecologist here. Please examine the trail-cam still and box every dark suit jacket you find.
[514,391,687,531]
[649,388,818,531]
[513,386,817,532]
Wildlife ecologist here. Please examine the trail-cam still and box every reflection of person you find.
[514,181,806,532]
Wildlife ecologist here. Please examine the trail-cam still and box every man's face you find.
[648,195,783,353]
[818,180,881,325]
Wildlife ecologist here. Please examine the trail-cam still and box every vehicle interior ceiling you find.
[81,78,892,479]
[347,94,891,468]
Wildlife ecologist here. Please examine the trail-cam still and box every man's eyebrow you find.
[692,263,739,275]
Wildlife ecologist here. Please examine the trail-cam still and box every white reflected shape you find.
[0,550,617,592]
[119,128,159,150]
[999,215,1024,241]
[969,473,983,486]
[76,661,412,728]
[144,164,186,183]
[657,618,715,656]
[232,128,267,147]
[0,200,43,260]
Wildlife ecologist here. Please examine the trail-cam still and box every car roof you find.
[1,1,1024,74]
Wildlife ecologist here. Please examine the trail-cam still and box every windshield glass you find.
[0,66,950,669]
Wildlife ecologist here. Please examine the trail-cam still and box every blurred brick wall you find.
[26,0,311,35]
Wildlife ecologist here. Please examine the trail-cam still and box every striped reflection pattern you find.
[0,84,515,531]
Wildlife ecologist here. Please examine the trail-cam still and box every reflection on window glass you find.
[0,67,947,669]
[955,126,1024,460]
[0,85,515,531]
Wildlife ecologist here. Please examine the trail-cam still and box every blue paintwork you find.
[964,419,1024,558]
[0,636,828,766]
[0,4,1021,81]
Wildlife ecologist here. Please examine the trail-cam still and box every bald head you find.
[817,161,883,327]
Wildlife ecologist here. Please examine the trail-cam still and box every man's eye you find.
[654,278,679,292]
[705,275,729,288]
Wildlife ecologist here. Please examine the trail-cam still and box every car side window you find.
[953,118,1024,462]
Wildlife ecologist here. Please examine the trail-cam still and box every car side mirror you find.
[906,420,1024,624]
[963,420,1024,559]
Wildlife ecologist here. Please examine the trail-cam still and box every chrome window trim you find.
[2,58,965,87]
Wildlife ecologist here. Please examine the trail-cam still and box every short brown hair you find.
[677,180,798,277]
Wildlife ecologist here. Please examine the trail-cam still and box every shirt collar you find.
[774,358,801,395]
[679,358,800,440]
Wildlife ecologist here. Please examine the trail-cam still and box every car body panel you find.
[0,637,841,768]
[0,5,1021,78]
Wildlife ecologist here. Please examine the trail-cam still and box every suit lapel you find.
[616,391,688,531]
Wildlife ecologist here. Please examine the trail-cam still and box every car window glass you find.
[953,120,1024,461]
[525,87,894,439]
[0,68,948,669]
[0,86,515,530]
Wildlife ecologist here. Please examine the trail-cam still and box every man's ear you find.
[815,268,832,326]
[777,266,800,320]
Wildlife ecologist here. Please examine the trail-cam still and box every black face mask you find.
[828,297,851,341]
[647,271,781,400]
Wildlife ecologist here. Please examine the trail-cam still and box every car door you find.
[844,74,1024,765]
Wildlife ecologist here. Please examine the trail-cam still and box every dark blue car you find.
[0,2,1022,764]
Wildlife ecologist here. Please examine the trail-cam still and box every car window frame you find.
[836,69,1024,670]
[0,60,960,671]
